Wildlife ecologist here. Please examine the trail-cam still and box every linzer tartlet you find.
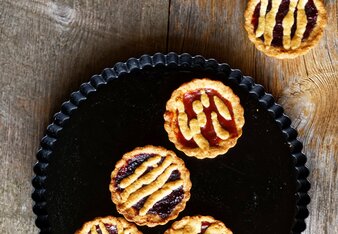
[75,216,142,234]
[244,0,327,59]
[109,145,192,227]
[164,79,245,159]
[164,215,233,234]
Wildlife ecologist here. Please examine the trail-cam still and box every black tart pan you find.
[32,52,310,234]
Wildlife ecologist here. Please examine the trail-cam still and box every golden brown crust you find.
[164,79,245,159]
[109,145,192,227]
[75,216,142,234]
[244,0,327,59]
[164,215,233,234]
[117,218,143,234]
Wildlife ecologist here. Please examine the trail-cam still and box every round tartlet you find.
[75,216,142,234]
[244,0,327,59]
[109,145,192,227]
[164,78,245,159]
[164,215,233,234]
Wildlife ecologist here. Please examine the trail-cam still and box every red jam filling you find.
[88,224,117,234]
[115,155,181,190]
[148,187,184,218]
[115,154,183,218]
[201,221,211,233]
[252,2,261,32]
[252,0,318,47]
[303,0,318,40]
[131,169,182,215]
[167,169,181,182]
[252,0,272,31]
[176,88,238,148]
[272,0,291,47]
[115,153,154,189]
[132,195,149,211]
[133,187,184,218]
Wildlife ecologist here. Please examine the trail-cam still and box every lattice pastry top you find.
[164,215,233,234]
[109,146,192,227]
[164,79,245,159]
[75,216,142,234]
[244,0,327,58]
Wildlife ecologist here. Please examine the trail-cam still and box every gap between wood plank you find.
[166,0,172,52]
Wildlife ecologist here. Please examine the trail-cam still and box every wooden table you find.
[0,0,336,233]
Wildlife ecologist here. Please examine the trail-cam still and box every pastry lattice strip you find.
[119,155,182,215]
[176,89,231,148]
[255,0,311,49]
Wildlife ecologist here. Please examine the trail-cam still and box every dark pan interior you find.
[45,67,297,234]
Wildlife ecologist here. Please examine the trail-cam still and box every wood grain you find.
[168,0,337,233]
[0,0,168,233]
[0,0,336,233]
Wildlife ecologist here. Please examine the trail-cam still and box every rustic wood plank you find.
[0,0,169,233]
[168,0,337,234]
[0,0,336,233]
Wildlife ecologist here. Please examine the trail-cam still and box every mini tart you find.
[75,216,142,234]
[164,79,245,159]
[244,0,327,59]
[109,145,192,227]
[164,215,233,234]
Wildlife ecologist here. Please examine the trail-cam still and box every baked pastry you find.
[164,215,233,234]
[109,145,192,227]
[244,0,327,59]
[164,79,245,159]
[75,216,142,234]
